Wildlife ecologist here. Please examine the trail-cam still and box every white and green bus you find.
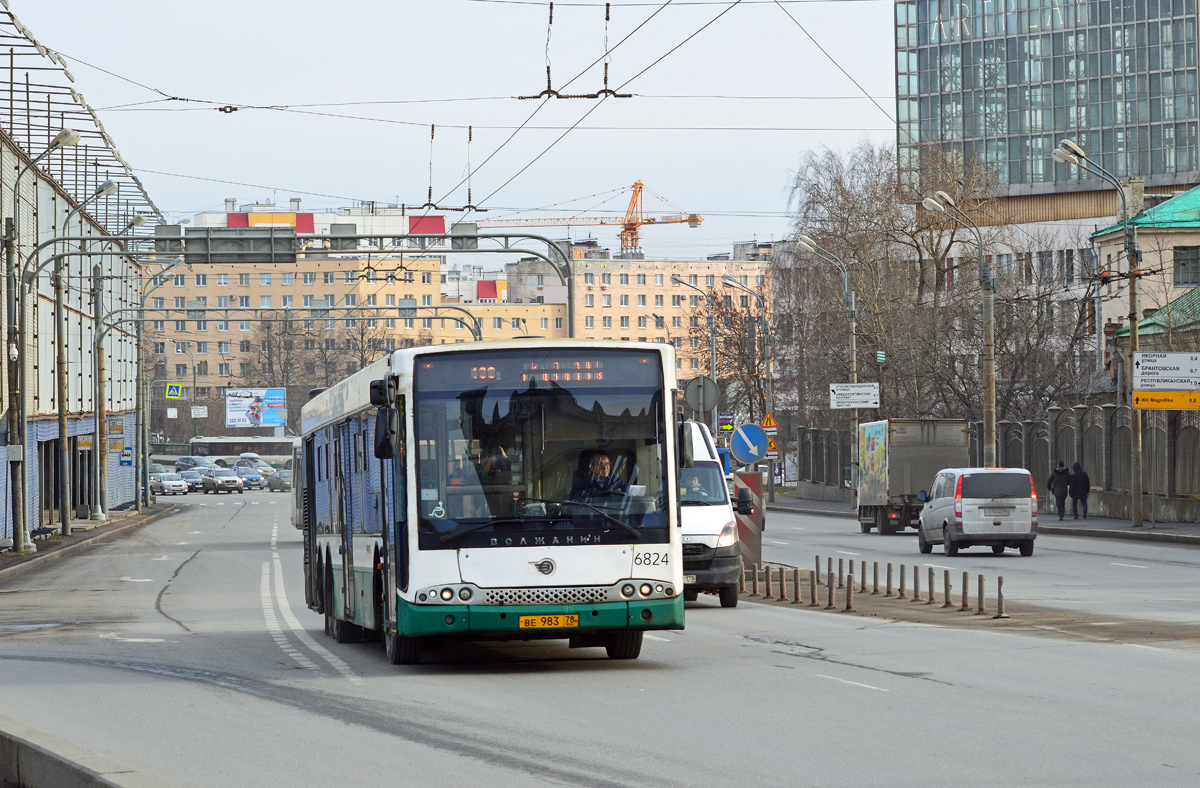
[297,341,687,664]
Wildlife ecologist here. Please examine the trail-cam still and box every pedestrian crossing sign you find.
[165,384,182,399]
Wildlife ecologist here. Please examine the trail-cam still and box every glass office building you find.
[896,0,1200,195]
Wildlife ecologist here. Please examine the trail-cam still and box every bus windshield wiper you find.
[517,497,641,538]
[438,518,536,543]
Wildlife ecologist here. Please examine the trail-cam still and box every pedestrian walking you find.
[1047,460,1071,520]
[1069,461,1091,520]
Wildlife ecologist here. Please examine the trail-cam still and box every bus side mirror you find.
[678,423,694,469]
[370,378,390,407]
[735,487,754,515]
[374,407,395,460]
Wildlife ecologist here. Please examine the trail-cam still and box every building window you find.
[260,273,272,286]
[637,274,646,285]
[239,340,251,352]
[585,316,594,329]
[240,321,251,331]
[690,357,700,370]
[638,316,647,328]
[239,296,251,308]
[260,296,272,308]
[1175,247,1200,285]
[239,362,250,377]
[555,317,563,330]
[541,317,549,330]
[174,296,186,309]
[303,272,315,285]
[238,273,250,286]
[196,342,208,354]
[173,274,185,287]
[620,274,629,285]
[217,320,228,331]
[421,295,432,306]
[602,295,612,307]
[602,273,611,285]
[219,363,231,377]
[673,316,681,328]
[655,274,664,286]
[282,295,293,308]
[154,342,165,354]
[421,272,432,284]
[218,341,230,353]
[655,295,663,307]
[585,294,594,307]
[585,273,594,285]
[706,274,715,287]
[620,295,629,307]
[511,317,521,329]
[196,361,209,376]
[176,364,187,377]
[175,320,187,332]
[282,273,293,285]
[217,296,229,308]
[673,295,683,307]
[153,320,165,331]
[324,272,335,285]
[195,274,207,286]
[602,316,612,328]
[493,317,503,329]
[620,316,629,328]
[152,297,164,309]
[690,337,699,349]
[345,294,357,307]
[345,271,356,284]
[637,295,646,307]
[689,274,698,285]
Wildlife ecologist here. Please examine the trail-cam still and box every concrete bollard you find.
[898,564,906,599]
[838,558,844,588]
[960,570,969,611]
[827,557,833,589]
[751,564,761,597]
[886,562,893,596]
[926,567,936,605]
[873,561,880,595]
[943,569,953,607]
[764,565,774,599]
[777,567,788,602]
[861,561,868,593]
[809,571,819,607]
[825,574,835,610]
[815,555,821,585]
[912,566,921,602]
[975,574,987,615]
[740,564,747,594]
[994,575,1009,619]
[844,569,855,612]
[792,567,802,605]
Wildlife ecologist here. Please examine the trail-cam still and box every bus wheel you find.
[314,556,324,615]
[365,567,383,644]
[332,615,359,643]
[323,560,335,637]
[604,631,643,660]
[385,631,421,665]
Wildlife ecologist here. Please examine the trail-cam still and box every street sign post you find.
[718,412,734,432]
[761,412,777,436]
[766,435,779,459]
[1133,352,1200,409]
[191,405,208,418]
[830,382,880,409]
[684,376,719,414]
[730,424,769,465]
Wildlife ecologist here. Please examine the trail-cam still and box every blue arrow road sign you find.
[730,423,769,465]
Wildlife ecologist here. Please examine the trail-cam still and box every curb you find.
[0,505,179,584]
[765,503,1200,545]
[0,712,164,788]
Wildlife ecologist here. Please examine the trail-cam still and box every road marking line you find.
[100,633,164,643]
[150,556,172,561]
[260,564,318,670]
[835,550,860,556]
[644,634,670,642]
[925,564,952,570]
[817,674,888,692]
[1110,562,1148,569]
[271,556,361,684]
[766,539,789,545]
[120,577,153,582]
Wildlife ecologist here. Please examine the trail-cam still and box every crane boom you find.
[474,181,702,256]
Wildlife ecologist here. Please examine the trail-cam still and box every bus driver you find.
[569,451,629,500]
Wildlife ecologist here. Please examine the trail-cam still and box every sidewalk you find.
[0,503,179,582]
[766,493,1200,546]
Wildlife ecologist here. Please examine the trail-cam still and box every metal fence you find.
[794,406,1200,500]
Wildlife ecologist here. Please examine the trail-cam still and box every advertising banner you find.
[225,388,287,428]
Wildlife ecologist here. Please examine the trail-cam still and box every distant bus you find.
[188,436,301,469]
[297,340,686,664]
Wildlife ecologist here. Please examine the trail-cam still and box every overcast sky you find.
[17,0,895,259]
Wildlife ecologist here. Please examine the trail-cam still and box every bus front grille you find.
[484,587,609,606]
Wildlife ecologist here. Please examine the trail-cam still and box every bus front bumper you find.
[396,596,684,639]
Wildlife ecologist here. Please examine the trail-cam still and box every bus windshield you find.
[414,348,668,549]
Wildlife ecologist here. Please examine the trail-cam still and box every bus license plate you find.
[683,575,697,584]
[518,614,579,629]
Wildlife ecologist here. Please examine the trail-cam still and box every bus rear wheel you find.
[385,631,421,665]
[604,630,643,660]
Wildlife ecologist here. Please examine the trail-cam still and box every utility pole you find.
[6,218,29,552]
[94,262,109,519]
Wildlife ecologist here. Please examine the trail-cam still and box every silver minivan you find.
[916,468,1037,556]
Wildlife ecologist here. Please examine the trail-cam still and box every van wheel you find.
[1019,542,1034,557]
[918,528,933,554]
[718,585,739,608]
[943,527,958,556]
[683,589,698,602]
[992,545,1005,555]
[604,631,643,660]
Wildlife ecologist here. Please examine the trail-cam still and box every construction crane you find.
[474,181,703,257]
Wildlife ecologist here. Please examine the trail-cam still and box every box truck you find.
[857,419,970,534]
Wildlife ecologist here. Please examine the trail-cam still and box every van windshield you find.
[680,462,728,505]
[961,473,1030,499]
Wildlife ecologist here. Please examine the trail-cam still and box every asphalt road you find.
[2,494,1199,787]
[762,510,1200,624]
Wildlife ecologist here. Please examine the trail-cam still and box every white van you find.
[680,421,749,607]
[916,467,1038,556]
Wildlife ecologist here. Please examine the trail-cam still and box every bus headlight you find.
[716,522,738,548]
[621,584,635,598]
[639,583,653,597]
[458,587,473,601]
[440,588,454,601]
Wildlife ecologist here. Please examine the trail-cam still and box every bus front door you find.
[336,422,355,621]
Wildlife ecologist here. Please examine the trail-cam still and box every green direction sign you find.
[165,384,182,399]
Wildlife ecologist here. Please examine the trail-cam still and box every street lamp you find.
[723,273,775,501]
[921,193,997,468]
[1054,138,1144,527]
[5,127,81,553]
[47,180,119,534]
[794,235,858,499]
[671,275,718,436]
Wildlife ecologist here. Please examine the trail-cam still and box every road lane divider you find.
[270,556,361,684]
[260,563,318,671]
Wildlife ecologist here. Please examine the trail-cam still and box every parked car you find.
[149,464,167,475]
[180,470,203,492]
[148,473,164,494]
[155,473,189,495]
[176,455,219,473]
[234,458,277,477]
[202,467,244,494]
[916,467,1037,556]
[236,467,266,489]
[267,469,293,492]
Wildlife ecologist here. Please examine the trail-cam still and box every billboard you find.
[225,388,287,428]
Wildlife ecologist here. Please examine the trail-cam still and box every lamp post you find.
[5,128,81,553]
[671,275,718,436]
[723,273,775,501]
[794,235,858,499]
[1054,138,1144,527]
[168,339,199,439]
[921,193,996,468]
[51,180,118,533]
